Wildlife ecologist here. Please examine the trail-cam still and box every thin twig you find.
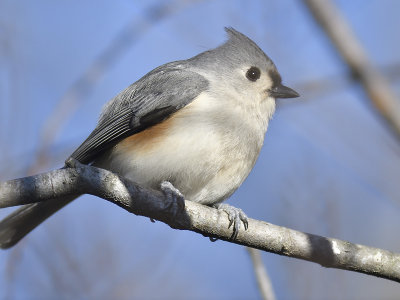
[247,247,276,300]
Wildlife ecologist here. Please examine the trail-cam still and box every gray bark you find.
[1,160,399,283]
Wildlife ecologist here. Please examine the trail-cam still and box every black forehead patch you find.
[269,69,282,87]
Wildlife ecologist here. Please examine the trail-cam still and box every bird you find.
[0,27,299,249]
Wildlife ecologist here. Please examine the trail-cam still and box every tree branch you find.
[1,161,400,283]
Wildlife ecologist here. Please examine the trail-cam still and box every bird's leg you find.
[160,181,185,217]
[213,203,249,240]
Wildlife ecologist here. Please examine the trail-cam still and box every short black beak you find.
[269,84,299,99]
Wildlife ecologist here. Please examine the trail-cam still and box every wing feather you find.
[68,65,208,164]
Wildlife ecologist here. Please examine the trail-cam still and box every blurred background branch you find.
[247,247,276,300]
[304,0,400,139]
[28,0,199,174]
[293,62,400,101]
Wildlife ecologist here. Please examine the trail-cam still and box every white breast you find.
[100,92,275,205]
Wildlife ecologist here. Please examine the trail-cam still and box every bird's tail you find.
[0,196,76,249]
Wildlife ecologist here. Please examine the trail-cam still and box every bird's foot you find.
[213,203,249,240]
[160,181,185,217]
[65,157,82,168]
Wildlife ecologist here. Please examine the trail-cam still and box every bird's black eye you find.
[246,66,261,82]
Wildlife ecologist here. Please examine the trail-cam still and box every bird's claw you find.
[160,181,185,216]
[65,157,82,168]
[213,203,248,240]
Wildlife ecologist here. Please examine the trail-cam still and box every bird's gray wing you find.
[69,66,208,164]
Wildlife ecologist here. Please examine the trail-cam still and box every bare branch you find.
[304,0,400,138]
[247,247,276,300]
[1,161,400,283]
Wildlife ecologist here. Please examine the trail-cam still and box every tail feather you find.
[0,196,76,249]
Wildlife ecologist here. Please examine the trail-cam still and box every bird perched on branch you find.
[0,27,298,248]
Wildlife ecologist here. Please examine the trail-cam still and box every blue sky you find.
[1,0,400,299]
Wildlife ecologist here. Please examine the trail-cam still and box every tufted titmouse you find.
[0,28,298,248]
